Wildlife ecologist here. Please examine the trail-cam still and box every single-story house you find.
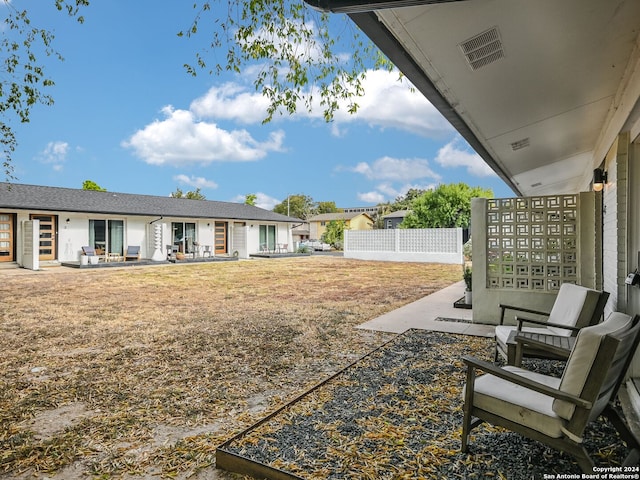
[306,0,640,444]
[307,212,374,239]
[381,210,411,229]
[0,183,302,265]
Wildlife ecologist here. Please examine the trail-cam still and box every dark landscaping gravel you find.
[219,330,632,479]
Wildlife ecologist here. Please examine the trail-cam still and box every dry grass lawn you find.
[0,256,460,479]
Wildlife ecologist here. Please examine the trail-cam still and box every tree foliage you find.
[322,219,345,247]
[170,187,206,200]
[178,1,391,123]
[1,0,88,181]
[82,179,105,191]
[316,201,341,214]
[273,193,315,219]
[393,188,425,211]
[401,183,493,229]
[244,193,257,206]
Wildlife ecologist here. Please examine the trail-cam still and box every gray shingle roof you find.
[0,183,301,223]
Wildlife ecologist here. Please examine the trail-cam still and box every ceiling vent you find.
[459,27,504,71]
[510,138,530,151]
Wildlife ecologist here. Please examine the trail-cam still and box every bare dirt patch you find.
[0,257,460,478]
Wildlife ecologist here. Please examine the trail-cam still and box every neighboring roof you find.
[0,183,302,223]
[308,212,373,222]
[382,209,411,219]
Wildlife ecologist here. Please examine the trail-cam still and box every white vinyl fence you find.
[344,228,463,264]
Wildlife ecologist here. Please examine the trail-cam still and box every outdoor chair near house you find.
[495,283,608,364]
[462,312,640,473]
[124,246,140,261]
[202,245,212,258]
[81,245,104,263]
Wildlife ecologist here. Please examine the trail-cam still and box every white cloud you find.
[173,174,218,190]
[122,106,285,167]
[329,70,453,138]
[352,156,441,182]
[190,83,271,124]
[231,192,280,210]
[434,139,496,177]
[191,69,451,138]
[357,191,386,204]
[39,141,69,170]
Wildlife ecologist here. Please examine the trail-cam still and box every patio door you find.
[172,222,196,254]
[89,219,124,256]
[215,222,227,254]
[30,214,56,261]
[0,213,15,262]
[259,225,276,252]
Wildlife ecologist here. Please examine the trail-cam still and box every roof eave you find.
[345,11,521,195]
[305,0,465,14]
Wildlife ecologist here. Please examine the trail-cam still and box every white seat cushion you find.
[470,366,565,438]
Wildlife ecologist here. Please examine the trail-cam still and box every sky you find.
[4,1,514,211]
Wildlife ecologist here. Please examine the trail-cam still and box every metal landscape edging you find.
[215,332,404,479]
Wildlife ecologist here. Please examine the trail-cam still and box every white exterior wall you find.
[4,209,293,264]
[602,136,629,316]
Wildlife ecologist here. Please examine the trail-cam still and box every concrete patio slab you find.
[357,281,494,337]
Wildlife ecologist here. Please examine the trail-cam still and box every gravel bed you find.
[219,330,632,479]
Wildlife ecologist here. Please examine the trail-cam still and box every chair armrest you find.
[515,316,582,333]
[513,334,573,359]
[462,355,591,408]
[499,304,550,325]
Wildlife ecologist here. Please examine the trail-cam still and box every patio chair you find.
[495,283,608,363]
[81,245,103,263]
[124,246,140,261]
[462,312,640,473]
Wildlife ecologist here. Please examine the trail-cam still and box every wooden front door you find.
[215,222,227,254]
[30,214,56,261]
[0,213,15,262]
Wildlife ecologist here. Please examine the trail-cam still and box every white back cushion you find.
[547,283,601,335]
[552,312,632,419]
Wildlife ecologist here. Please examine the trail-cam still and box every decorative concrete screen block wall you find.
[472,192,601,325]
[486,195,578,292]
[344,228,463,264]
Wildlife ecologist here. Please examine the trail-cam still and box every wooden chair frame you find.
[464,314,640,473]
[496,288,609,362]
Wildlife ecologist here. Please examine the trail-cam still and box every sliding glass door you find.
[259,225,276,252]
[172,222,196,254]
[89,219,124,255]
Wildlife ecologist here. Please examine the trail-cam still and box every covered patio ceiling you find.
[307,0,640,196]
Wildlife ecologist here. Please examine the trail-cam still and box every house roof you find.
[307,0,640,197]
[0,183,302,223]
[307,212,373,222]
[382,209,411,219]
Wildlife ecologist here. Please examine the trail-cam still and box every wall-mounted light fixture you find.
[65,218,70,223]
[593,168,607,192]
